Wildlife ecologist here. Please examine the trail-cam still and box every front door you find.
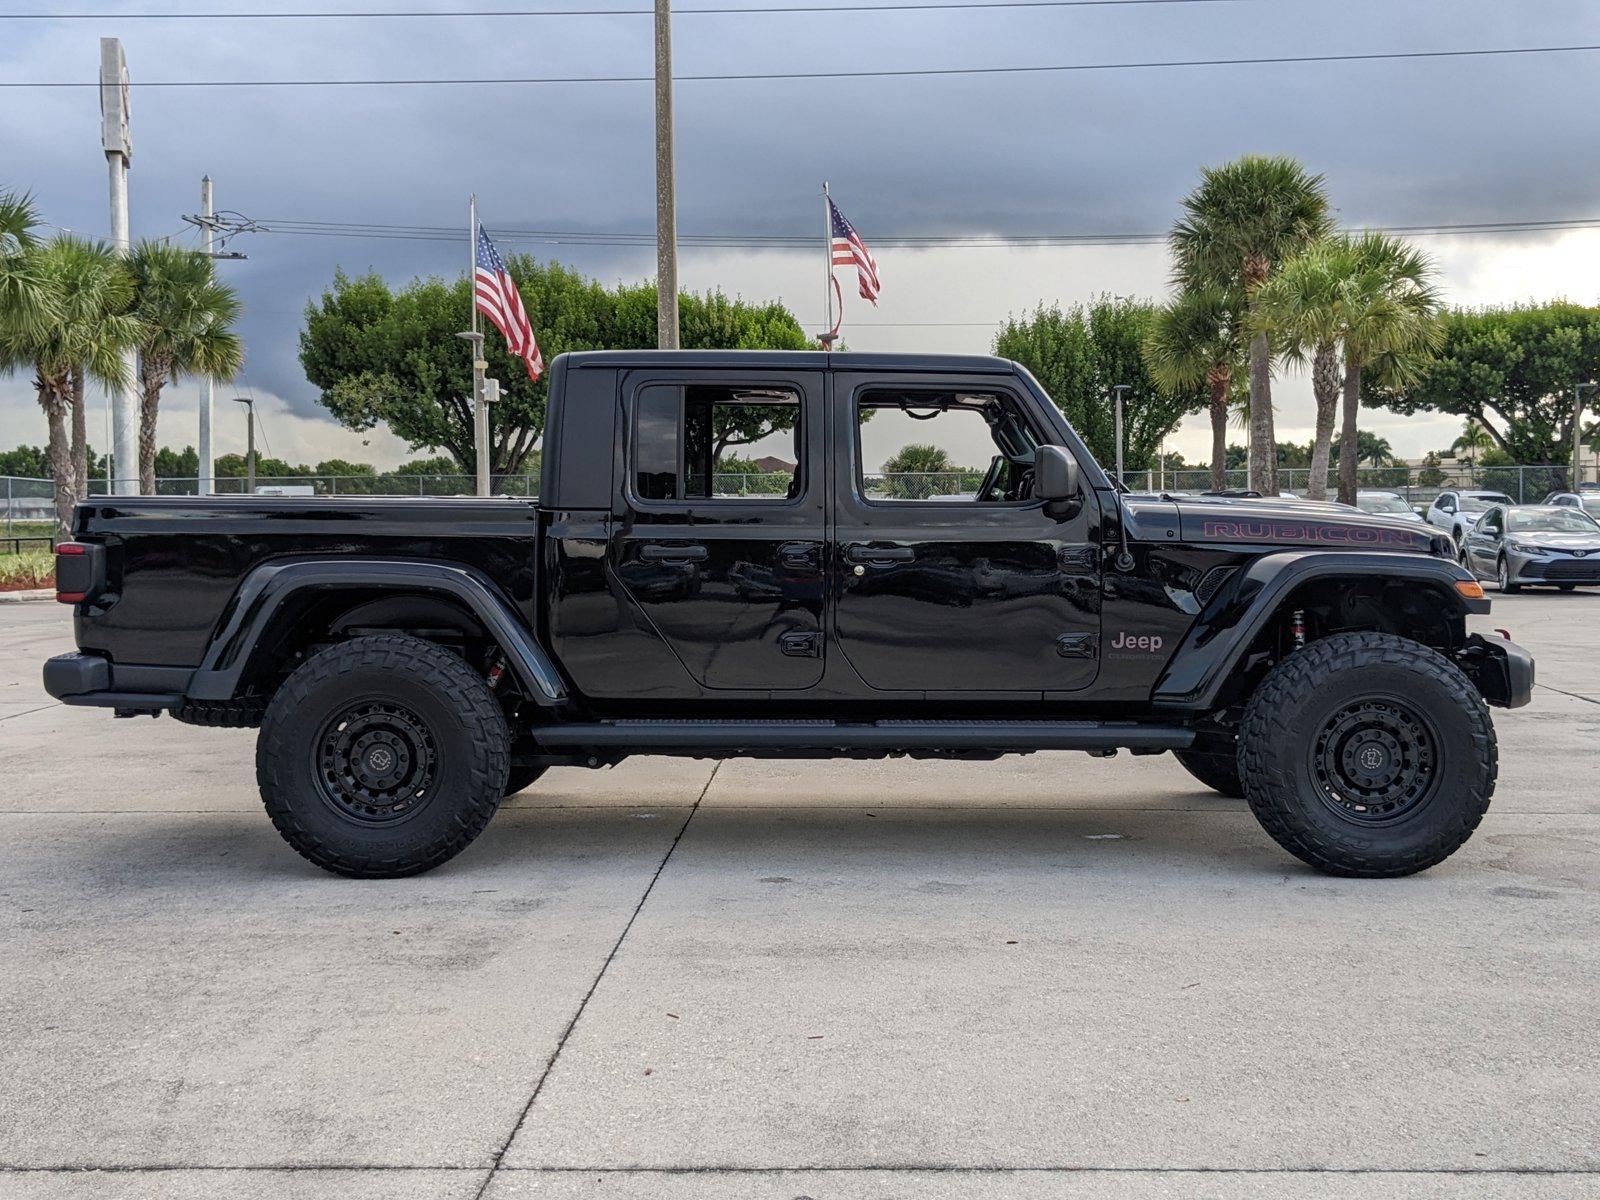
[610,368,827,692]
[828,373,1101,694]
[1465,505,1505,575]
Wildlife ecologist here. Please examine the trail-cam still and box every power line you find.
[6,41,1600,86]
[250,213,1600,250]
[2,0,1244,17]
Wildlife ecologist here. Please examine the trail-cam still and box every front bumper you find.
[1509,551,1600,585]
[1457,634,1535,709]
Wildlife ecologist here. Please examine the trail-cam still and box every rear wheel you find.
[1238,632,1496,877]
[257,634,509,878]
[1558,584,1577,593]
[1173,748,1244,798]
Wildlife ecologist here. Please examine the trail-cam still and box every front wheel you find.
[257,634,510,878]
[1238,632,1496,877]
[1497,556,1521,594]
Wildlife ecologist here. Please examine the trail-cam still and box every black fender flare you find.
[1150,551,1486,711]
[184,558,568,706]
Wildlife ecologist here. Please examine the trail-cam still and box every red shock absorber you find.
[486,657,507,689]
[1290,609,1307,650]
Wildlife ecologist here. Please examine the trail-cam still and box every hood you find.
[1507,530,1600,551]
[1124,494,1443,555]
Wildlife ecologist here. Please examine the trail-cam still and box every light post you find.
[1575,380,1597,490]
[231,397,255,493]
[455,331,489,497]
[1112,384,1132,488]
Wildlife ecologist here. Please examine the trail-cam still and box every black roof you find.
[557,349,1018,374]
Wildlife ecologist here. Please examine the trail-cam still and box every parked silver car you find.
[1427,489,1515,544]
[1356,490,1425,522]
[1542,489,1600,517]
[1459,503,1600,592]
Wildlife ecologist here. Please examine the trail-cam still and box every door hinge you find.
[1055,632,1097,659]
[779,630,824,658]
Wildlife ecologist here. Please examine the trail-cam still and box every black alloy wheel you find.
[1238,631,1496,877]
[258,634,509,877]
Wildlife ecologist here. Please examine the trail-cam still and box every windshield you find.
[1357,494,1412,515]
[1508,509,1600,533]
[1461,494,1512,513]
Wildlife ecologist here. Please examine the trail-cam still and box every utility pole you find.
[231,397,256,492]
[1112,384,1131,488]
[100,38,138,496]
[198,176,215,495]
[654,0,680,348]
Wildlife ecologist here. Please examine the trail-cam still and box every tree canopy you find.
[996,296,1207,475]
[1362,301,1600,466]
[300,260,814,475]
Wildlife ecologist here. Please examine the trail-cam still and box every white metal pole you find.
[822,181,834,345]
[479,378,498,496]
[467,196,489,496]
[198,175,215,495]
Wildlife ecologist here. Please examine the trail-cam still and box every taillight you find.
[55,542,100,604]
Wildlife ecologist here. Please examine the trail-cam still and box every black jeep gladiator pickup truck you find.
[44,351,1532,879]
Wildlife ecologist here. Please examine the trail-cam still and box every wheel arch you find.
[1152,551,1486,712]
[185,558,568,707]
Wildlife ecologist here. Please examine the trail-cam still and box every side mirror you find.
[1480,524,1499,537]
[1036,446,1081,502]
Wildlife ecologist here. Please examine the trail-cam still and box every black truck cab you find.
[45,351,1533,880]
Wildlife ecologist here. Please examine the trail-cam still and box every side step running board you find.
[533,719,1194,753]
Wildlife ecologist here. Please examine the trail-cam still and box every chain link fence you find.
[4,462,1596,549]
[1123,463,1594,505]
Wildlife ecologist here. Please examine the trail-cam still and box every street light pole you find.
[654,0,680,349]
[198,175,215,495]
[231,397,255,493]
[100,38,138,496]
[1112,384,1132,488]
[1575,380,1597,490]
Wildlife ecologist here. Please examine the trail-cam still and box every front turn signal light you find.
[1455,580,1486,599]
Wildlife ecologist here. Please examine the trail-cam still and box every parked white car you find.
[1426,489,1514,544]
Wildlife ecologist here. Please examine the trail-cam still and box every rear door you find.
[610,368,827,691]
[827,371,1101,694]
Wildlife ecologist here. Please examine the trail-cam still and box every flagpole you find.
[822,181,833,348]
[464,194,489,497]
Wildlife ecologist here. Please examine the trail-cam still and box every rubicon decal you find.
[1200,520,1423,547]
[1110,631,1164,652]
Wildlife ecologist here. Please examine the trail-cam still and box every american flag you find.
[829,197,880,304]
[474,222,543,381]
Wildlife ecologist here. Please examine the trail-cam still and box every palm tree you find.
[1254,240,1351,500]
[1358,432,1397,467]
[1171,155,1332,496]
[1143,287,1243,491]
[128,241,243,494]
[1451,418,1494,459]
[1,236,140,535]
[1330,233,1442,504]
[0,191,57,345]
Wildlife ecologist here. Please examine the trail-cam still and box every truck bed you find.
[73,496,539,667]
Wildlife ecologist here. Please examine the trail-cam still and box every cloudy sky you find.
[4,0,1600,473]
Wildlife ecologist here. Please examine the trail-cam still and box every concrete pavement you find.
[1,596,1596,1198]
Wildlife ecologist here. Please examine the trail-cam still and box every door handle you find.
[640,543,708,562]
[845,544,914,565]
